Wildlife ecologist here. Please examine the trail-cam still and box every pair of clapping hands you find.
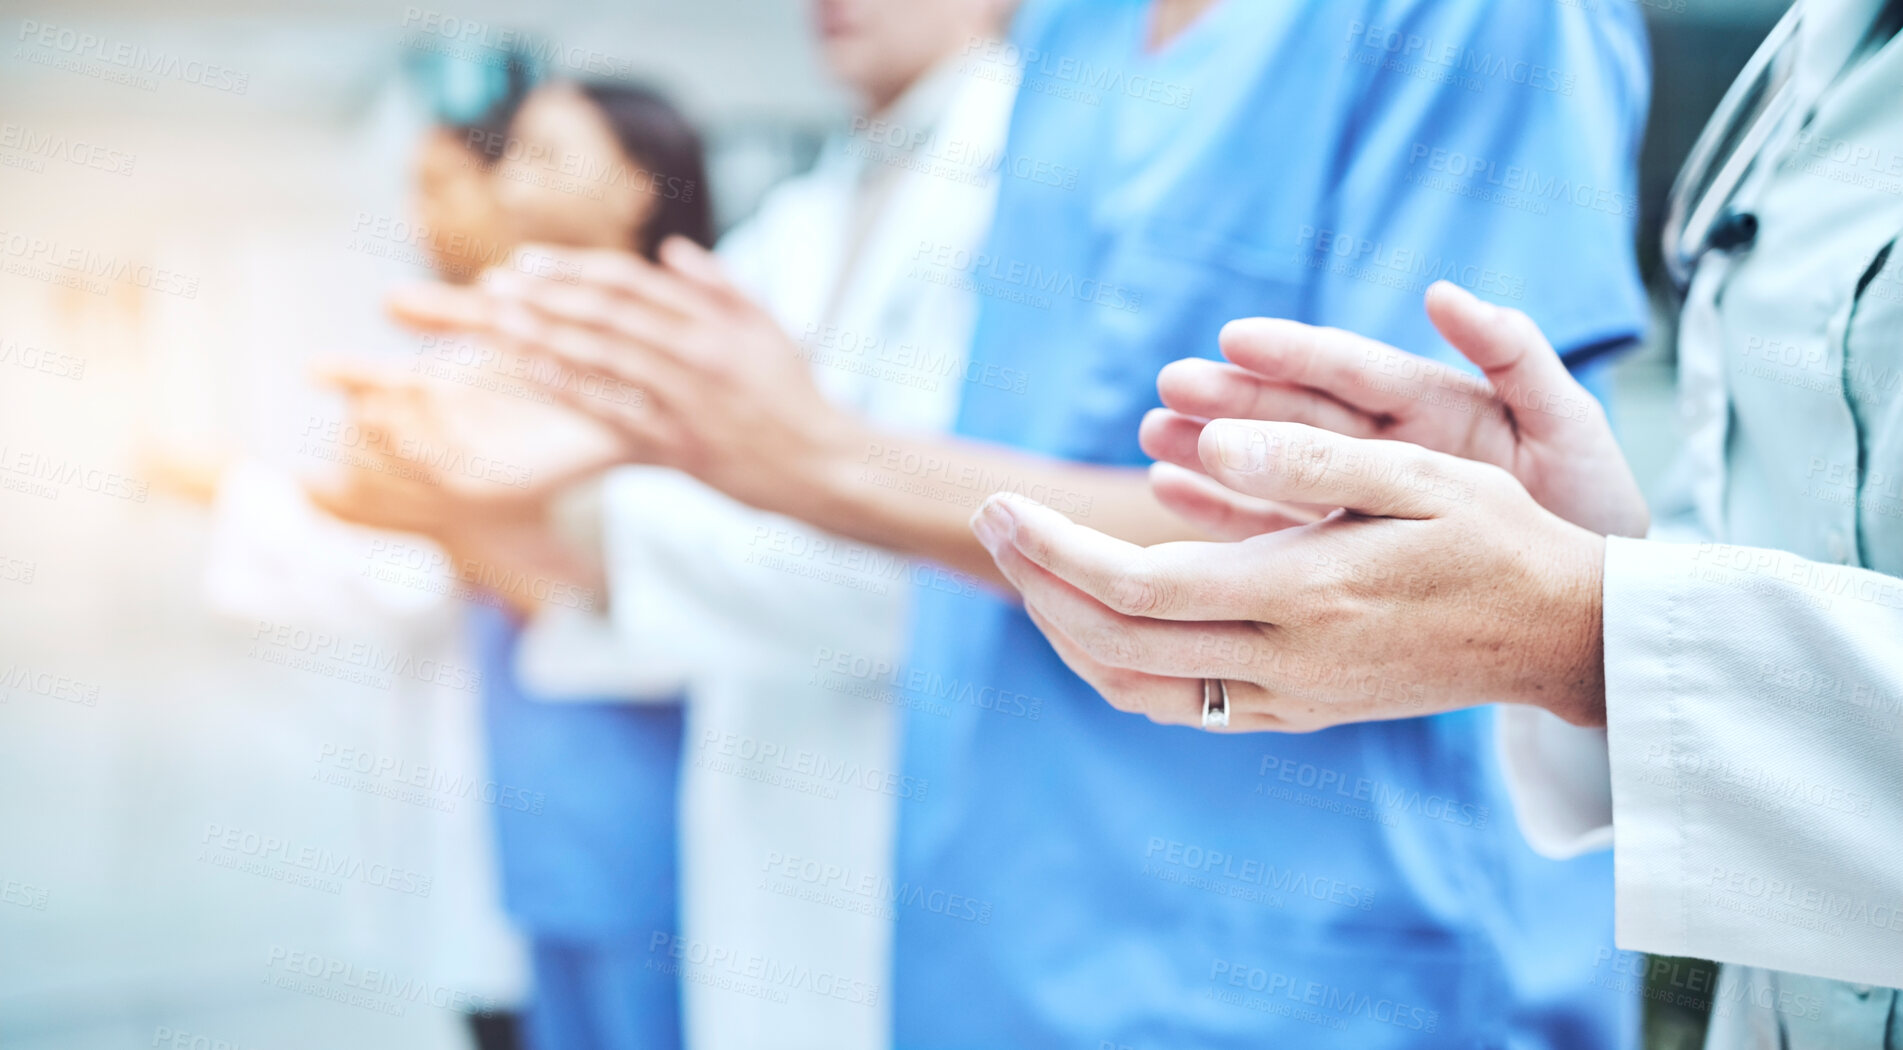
[367,236,1652,733]
[305,353,626,617]
[971,281,1651,734]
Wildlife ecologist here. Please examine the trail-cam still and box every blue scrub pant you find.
[523,936,682,1050]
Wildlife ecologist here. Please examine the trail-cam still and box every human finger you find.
[1217,316,1489,422]
[1149,462,1318,540]
[984,528,1268,682]
[1198,420,1482,519]
[1019,603,1204,726]
[976,492,1275,622]
[1422,280,1599,437]
[386,281,492,333]
[1157,358,1375,436]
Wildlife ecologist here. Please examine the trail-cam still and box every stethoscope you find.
[1663,0,1903,293]
[1660,0,1806,294]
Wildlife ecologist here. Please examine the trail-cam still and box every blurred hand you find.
[1140,281,1649,539]
[304,361,624,533]
[388,238,859,519]
[972,421,1609,732]
[302,363,623,615]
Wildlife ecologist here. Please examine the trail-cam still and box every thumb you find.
[1423,281,1599,435]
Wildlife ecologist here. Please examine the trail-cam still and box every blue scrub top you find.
[469,603,684,944]
[894,1,1650,1047]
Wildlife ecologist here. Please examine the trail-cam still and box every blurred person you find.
[402,0,1659,1045]
[973,0,1903,1044]
[412,124,512,284]
[318,78,716,1050]
[569,12,1019,1049]
[401,3,1019,1047]
[149,109,537,1050]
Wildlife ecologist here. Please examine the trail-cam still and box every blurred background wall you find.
[0,1,1790,1048]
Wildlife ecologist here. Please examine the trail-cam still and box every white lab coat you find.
[1499,0,1903,1040]
[202,461,527,1009]
[521,54,1016,1050]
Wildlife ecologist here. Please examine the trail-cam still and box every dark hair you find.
[573,81,714,259]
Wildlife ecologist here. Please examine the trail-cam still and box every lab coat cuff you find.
[1494,706,1613,859]
[1601,535,1697,957]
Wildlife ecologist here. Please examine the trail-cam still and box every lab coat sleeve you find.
[512,604,688,702]
[601,468,908,675]
[1494,264,1735,860]
[203,458,450,630]
[1601,536,1903,988]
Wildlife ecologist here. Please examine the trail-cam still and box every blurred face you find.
[412,127,509,283]
[491,85,654,252]
[812,0,1002,111]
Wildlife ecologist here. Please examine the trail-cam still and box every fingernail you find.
[970,497,1017,553]
[1211,421,1272,471]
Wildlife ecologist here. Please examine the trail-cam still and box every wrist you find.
[1534,525,1608,727]
[780,405,874,533]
